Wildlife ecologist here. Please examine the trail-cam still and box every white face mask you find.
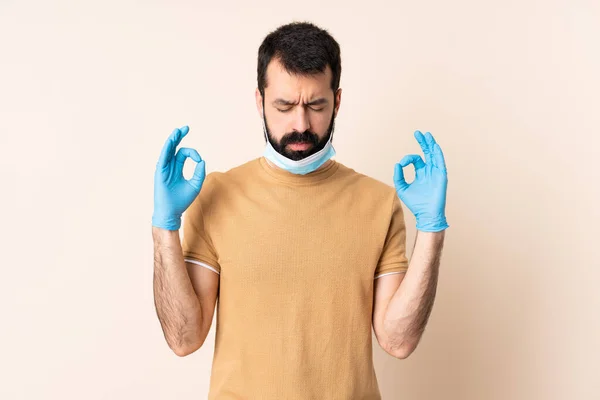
[261,111,336,175]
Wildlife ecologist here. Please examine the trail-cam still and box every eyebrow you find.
[273,98,329,106]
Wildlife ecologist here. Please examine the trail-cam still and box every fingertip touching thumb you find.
[394,163,408,191]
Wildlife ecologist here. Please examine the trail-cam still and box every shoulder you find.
[192,159,260,214]
[197,158,262,206]
[334,160,397,202]
[202,158,261,188]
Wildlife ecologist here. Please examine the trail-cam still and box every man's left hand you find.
[394,130,449,232]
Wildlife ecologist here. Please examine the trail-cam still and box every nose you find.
[291,107,311,133]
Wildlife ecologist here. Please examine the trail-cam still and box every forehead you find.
[265,58,332,98]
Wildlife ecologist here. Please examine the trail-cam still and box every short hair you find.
[257,21,342,97]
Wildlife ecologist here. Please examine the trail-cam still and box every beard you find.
[263,102,336,161]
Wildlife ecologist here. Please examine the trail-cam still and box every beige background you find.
[1,0,599,399]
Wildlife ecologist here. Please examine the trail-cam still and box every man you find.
[152,22,448,399]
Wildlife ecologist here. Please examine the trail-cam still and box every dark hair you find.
[257,22,342,98]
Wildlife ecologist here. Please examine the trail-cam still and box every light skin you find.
[255,57,341,163]
[373,230,445,358]
[152,227,219,357]
[256,57,446,359]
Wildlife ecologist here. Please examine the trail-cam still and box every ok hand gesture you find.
[393,130,449,232]
[152,126,206,231]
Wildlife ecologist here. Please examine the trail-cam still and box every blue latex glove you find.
[152,126,206,231]
[394,130,449,232]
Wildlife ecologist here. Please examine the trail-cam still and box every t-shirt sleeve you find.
[181,174,221,275]
[374,192,409,279]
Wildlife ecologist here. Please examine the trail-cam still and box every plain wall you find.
[1,0,598,398]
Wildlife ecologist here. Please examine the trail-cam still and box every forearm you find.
[383,230,445,357]
[152,226,203,356]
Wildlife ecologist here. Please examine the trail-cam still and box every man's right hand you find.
[152,126,206,231]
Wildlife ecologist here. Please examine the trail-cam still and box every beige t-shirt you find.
[182,156,409,399]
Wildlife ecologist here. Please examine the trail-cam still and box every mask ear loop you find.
[261,97,278,167]
[261,97,270,143]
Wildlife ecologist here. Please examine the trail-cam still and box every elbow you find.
[383,338,418,360]
[170,336,204,357]
[171,342,200,357]
[388,344,415,359]
[168,322,210,357]
[172,346,192,357]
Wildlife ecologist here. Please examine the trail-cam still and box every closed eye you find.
[276,107,325,113]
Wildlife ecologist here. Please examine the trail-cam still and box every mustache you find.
[280,131,319,147]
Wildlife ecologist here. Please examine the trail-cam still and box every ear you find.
[334,88,342,118]
[255,88,264,117]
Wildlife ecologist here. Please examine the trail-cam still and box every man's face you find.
[256,58,342,161]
